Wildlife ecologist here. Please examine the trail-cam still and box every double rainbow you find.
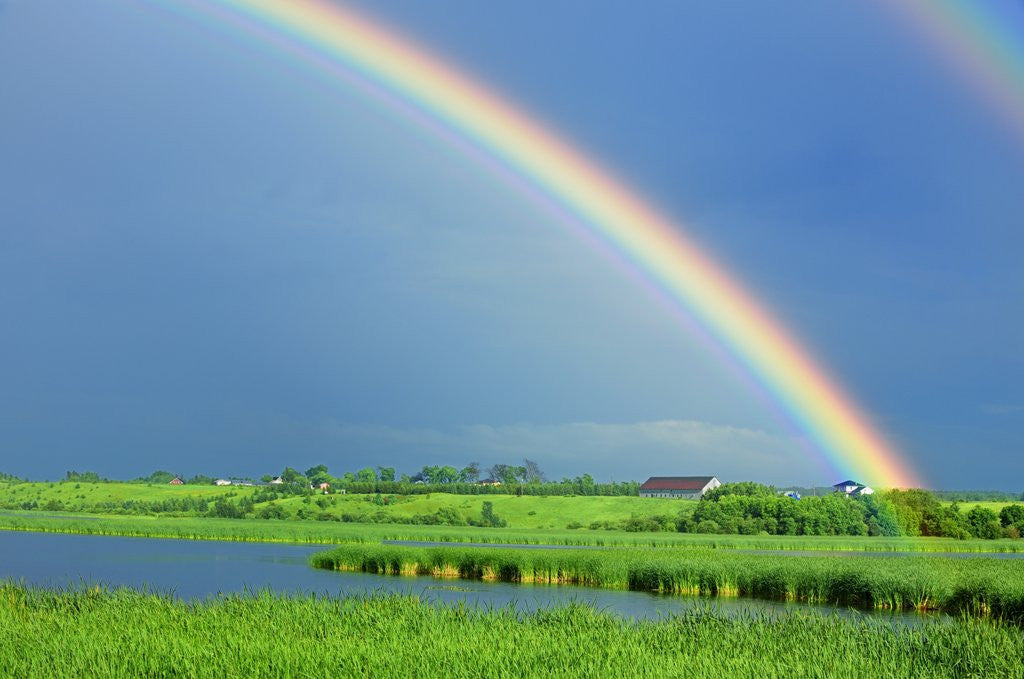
[166,0,927,488]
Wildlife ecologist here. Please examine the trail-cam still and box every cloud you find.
[302,418,819,484]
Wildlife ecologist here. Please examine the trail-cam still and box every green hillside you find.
[0,481,690,530]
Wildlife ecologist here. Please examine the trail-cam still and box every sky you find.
[0,1,1021,488]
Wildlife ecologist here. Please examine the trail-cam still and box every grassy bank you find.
[3,511,1024,552]
[312,544,1024,619]
[1,584,1021,678]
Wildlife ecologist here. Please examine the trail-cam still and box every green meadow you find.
[0,481,686,529]
[1,584,1021,679]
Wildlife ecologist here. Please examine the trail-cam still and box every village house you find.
[639,476,720,499]
[317,482,330,494]
[169,477,184,485]
[215,479,232,486]
[833,480,874,496]
[269,477,284,485]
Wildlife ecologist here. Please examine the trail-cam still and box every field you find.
[311,543,1024,618]
[949,501,1016,514]
[1,583,1021,678]
[0,481,687,529]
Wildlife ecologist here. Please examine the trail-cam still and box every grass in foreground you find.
[0,583,1021,678]
[312,544,1024,619]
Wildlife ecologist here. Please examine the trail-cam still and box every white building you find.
[833,480,874,496]
[639,476,721,499]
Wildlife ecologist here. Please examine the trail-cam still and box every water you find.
[0,531,939,625]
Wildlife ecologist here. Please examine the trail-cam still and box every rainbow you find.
[162,0,923,488]
[889,0,1024,146]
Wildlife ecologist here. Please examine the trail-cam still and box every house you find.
[639,476,720,499]
[318,482,330,494]
[833,480,874,496]
[215,479,232,486]
[478,479,502,486]
[269,477,284,485]
[169,477,184,485]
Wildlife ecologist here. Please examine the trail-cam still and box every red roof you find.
[640,476,716,491]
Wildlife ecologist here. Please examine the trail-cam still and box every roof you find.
[833,480,861,487]
[640,476,716,491]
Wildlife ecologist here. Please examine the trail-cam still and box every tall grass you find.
[0,582,1021,678]
[3,512,1023,552]
[312,544,1024,619]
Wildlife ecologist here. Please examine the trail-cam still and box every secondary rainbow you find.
[889,0,1024,147]
[166,0,921,488]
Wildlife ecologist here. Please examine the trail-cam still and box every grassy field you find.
[1,583,1021,678]
[949,501,1016,514]
[4,511,1024,552]
[0,481,687,529]
[311,543,1024,618]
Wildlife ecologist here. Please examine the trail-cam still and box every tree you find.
[523,459,545,484]
[305,464,329,480]
[420,466,441,484]
[966,506,1002,539]
[356,467,378,483]
[378,467,396,482]
[458,462,480,484]
[139,470,177,485]
[437,466,459,484]
[999,504,1024,529]
[280,467,301,483]
[489,464,520,486]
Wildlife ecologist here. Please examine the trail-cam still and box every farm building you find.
[833,480,874,496]
[639,476,720,499]
[215,479,232,486]
[478,479,502,486]
[169,477,184,485]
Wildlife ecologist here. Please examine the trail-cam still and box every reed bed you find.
[3,512,1023,552]
[1,582,1021,678]
[312,544,1024,620]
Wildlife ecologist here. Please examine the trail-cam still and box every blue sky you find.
[0,1,1021,488]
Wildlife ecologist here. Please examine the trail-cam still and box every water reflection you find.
[0,531,944,625]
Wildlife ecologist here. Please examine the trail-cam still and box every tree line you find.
[666,483,1024,539]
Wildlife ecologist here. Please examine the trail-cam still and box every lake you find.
[0,530,942,624]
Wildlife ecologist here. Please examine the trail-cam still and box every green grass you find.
[312,543,1024,619]
[949,501,1015,514]
[0,480,257,505]
[0,481,688,529]
[0,583,1021,678]
[3,510,1024,552]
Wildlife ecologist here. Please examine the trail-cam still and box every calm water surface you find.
[0,531,944,625]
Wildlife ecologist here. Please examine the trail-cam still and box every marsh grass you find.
[3,511,1024,552]
[1,582,1022,678]
[312,544,1024,620]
